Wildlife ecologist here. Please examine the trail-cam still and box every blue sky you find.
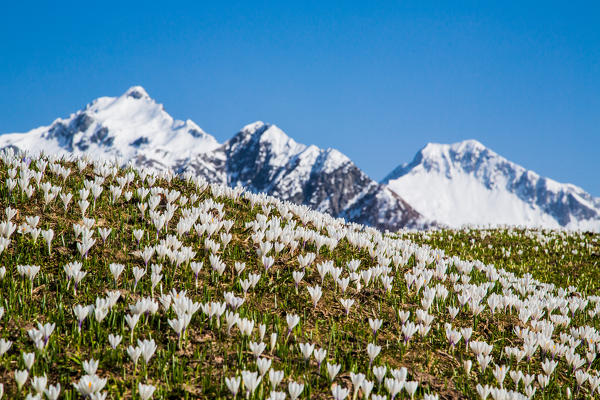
[1,1,599,195]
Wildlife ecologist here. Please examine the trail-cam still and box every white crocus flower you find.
[361,380,374,399]
[367,343,381,367]
[314,348,327,367]
[288,381,304,400]
[82,359,99,375]
[98,227,111,244]
[127,345,143,369]
[132,266,146,291]
[541,358,558,376]
[190,262,203,288]
[340,298,354,316]
[0,338,12,356]
[373,365,387,385]
[509,370,522,387]
[269,369,284,388]
[138,383,156,400]
[299,342,314,361]
[350,372,365,400]
[44,383,61,400]
[331,384,349,400]
[15,369,29,390]
[125,313,141,340]
[463,360,473,375]
[327,362,341,382]
[256,357,272,377]
[138,339,157,365]
[404,381,418,399]
[241,371,261,397]
[23,352,35,370]
[249,341,266,358]
[72,374,107,396]
[286,313,300,335]
[108,334,122,350]
[234,262,246,275]
[369,318,383,336]
[109,263,125,285]
[225,376,240,397]
[292,270,304,293]
[30,374,47,394]
[225,311,239,335]
[41,229,53,255]
[384,378,403,399]
[307,285,322,308]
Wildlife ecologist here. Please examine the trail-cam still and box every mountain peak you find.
[241,121,269,134]
[384,139,600,230]
[186,122,429,230]
[458,138,485,149]
[237,121,299,152]
[259,124,292,143]
[123,86,150,100]
[0,86,219,169]
[387,139,498,178]
[421,139,488,157]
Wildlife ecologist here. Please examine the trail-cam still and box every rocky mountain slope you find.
[179,121,430,230]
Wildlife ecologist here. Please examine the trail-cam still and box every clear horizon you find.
[1,1,598,196]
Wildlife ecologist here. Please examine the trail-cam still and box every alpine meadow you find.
[0,148,598,400]
[3,2,600,398]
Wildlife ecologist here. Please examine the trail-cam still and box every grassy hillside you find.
[0,149,598,400]
[402,228,600,295]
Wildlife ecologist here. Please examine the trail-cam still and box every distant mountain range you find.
[2,86,598,231]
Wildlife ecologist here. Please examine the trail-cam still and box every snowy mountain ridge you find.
[179,121,431,230]
[0,87,431,231]
[383,140,600,230]
[0,86,219,170]
[1,86,598,231]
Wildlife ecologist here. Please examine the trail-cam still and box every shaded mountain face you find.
[178,122,432,230]
[383,140,600,230]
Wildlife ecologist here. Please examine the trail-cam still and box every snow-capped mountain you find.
[0,87,430,231]
[3,86,598,231]
[383,140,600,230]
[179,121,431,230]
[0,86,219,169]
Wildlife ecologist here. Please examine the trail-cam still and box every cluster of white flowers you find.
[0,147,598,399]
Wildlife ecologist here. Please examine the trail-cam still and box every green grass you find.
[401,228,600,294]
[0,152,598,399]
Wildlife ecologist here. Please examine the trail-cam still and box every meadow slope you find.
[0,149,598,400]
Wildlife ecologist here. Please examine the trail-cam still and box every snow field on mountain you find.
[384,141,600,231]
[386,171,561,228]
